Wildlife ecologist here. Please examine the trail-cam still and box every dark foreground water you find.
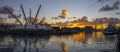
[0,32,117,52]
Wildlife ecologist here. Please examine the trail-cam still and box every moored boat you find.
[103,24,118,35]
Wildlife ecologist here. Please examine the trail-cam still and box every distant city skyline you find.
[0,0,120,23]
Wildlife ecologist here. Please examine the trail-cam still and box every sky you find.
[0,0,120,23]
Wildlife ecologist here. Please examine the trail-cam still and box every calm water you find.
[0,32,117,52]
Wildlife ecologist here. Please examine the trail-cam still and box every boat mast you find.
[34,4,41,29]
[5,8,23,25]
[20,4,28,29]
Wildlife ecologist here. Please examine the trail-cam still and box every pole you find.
[20,4,28,25]
[34,4,41,29]
[30,8,31,25]
[5,8,23,25]
[20,4,28,29]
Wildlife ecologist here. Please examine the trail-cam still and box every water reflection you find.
[0,32,116,52]
[59,42,68,52]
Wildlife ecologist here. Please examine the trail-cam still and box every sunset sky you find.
[0,0,120,23]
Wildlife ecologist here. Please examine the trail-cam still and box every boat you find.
[103,24,118,35]
[53,28,79,34]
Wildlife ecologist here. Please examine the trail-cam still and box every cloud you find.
[0,5,14,14]
[58,9,69,19]
[51,17,59,19]
[7,14,21,18]
[97,0,110,3]
[93,17,120,23]
[112,1,119,9]
[71,16,88,23]
[58,15,66,19]
[99,0,119,12]
[99,5,114,11]
[73,17,76,19]
[108,17,120,23]
[97,0,103,2]
[115,12,120,15]
[52,9,69,19]
[80,16,88,22]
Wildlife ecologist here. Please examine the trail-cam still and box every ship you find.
[103,24,118,35]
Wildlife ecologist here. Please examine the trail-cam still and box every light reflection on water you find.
[0,32,116,52]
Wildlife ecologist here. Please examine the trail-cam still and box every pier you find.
[114,30,120,52]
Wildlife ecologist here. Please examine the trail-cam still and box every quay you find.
[114,30,120,52]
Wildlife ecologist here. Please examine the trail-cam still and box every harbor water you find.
[0,32,117,52]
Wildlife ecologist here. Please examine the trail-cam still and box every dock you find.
[114,31,120,52]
